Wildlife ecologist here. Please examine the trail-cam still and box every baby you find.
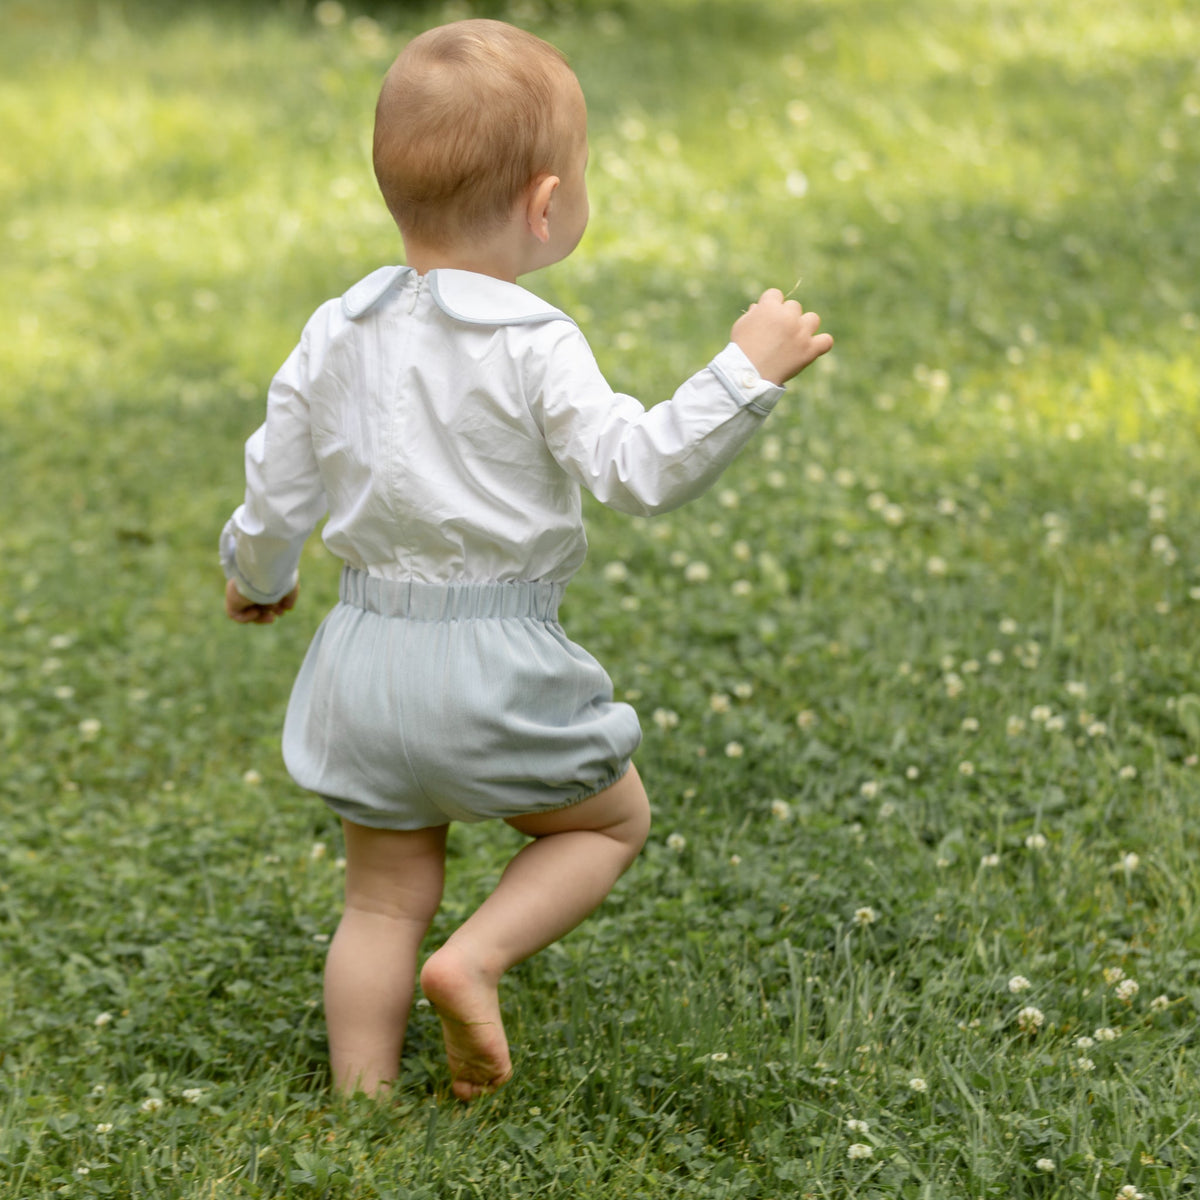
[221,18,832,1100]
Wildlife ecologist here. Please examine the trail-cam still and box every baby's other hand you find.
[731,289,834,386]
[225,578,300,625]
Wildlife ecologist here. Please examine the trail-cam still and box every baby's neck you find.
[402,237,523,285]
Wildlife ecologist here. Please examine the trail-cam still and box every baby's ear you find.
[525,174,560,245]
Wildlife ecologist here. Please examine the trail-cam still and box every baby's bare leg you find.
[420,765,650,1101]
[325,820,447,1098]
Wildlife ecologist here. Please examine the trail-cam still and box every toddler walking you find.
[221,18,832,1100]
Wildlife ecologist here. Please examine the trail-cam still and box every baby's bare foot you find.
[420,948,513,1101]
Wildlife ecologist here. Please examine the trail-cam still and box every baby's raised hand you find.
[731,289,833,386]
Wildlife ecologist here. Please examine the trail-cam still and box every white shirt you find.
[221,266,784,603]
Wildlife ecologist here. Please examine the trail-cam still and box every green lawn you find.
[2,0,1199,1195]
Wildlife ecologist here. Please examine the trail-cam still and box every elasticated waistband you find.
[338,566,565,621]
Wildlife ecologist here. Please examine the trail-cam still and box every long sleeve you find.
[536,334,785,517]
[219,335,328,604]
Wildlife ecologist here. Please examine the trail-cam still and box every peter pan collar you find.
[341,266,575,327]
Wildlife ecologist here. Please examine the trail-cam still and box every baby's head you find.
[374,20,586,252]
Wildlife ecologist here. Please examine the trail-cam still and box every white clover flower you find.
[93,1012,113,1027]
[90,1083,106,1096]
[905,765,920,780]
[795,709,818,729]
[1151,534,1177,563]
[961,717,980,733]
[1119,852,1140,872]
[1075,1036,1095,1049]
[1094,1026,1120,1041]
[76,1167,90,1177]
[684,561,711,583]
[1036,1158,1056,1173]
[1066,680,1088,699]
[310,842,327,861]
[846,1118,870,1134]
[1115,979,1140,1002]
[242,769,263,786]
[1087,721,1108,738]
[1016,1006,1045,1033]
[602,561,629,584]
[878,801,897,820]
[882,503,905,526]
[853,906,878,926]
[1076,1056,1095,1072]
[181,1088,204,1103]
[79,718,103,741]
[314,1,345,27]
[709,692,731,713]
[1025,833,1047,850]
[1008,975,1032,994]
[958,761,975,776]
[926,556,948,577]
[944,672,965,698]
[1045,715,1067,733]
[140,1097,164,1113]
[652,708,679,731]
[988,649,1005,665]
[771,799,792,822]
[732,682,754,700]
[724,741,744,759]
[1103,966,1126,985]
[1116,1186,1145,1200]
[666,833,687,852]
[980,853,1000,868]
[847,1143,873,1160]
[1151,994,1170,1012]
[95,1123,114,1134]
[859,780,879,800]
[1030,705,1053,723]
[998,618,1019,635]
[908,1077,928,1093]
[709,1052,729,1062]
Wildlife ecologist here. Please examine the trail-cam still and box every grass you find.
[2,0,1199,1195]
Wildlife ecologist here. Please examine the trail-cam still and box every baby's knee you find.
[611,772,651,859]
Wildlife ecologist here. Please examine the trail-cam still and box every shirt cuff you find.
[708,343,786,416]
[219,521,298,606]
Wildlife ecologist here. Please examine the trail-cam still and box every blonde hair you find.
[373,20,583,247]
